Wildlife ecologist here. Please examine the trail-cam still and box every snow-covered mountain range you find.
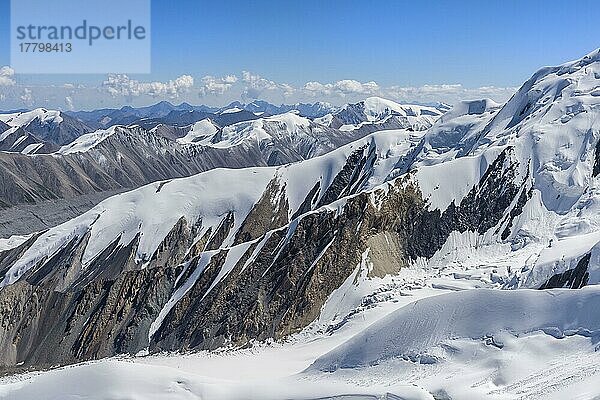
[0,98,440,237]
[1,50,600,399]
[66,99,339,130]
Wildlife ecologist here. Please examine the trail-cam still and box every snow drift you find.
[310,286,600,371]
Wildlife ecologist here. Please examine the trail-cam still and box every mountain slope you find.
[0,128,428,367]
[0,127,57,154]
[0,109,93,146]
[0,105,441,237]
[0,114,523,367]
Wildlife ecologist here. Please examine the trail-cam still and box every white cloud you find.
[242,71,278,89]
[65,96,75,111]
[198,74,238,96]
[304,79,380,97]
[0,66,15,86]
[102,74,194,98]
[0,68,518,110]
[300,79,516,104]
[241,71,293,99]
[20,88,33,106]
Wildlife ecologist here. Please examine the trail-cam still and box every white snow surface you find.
[219,106,243,114]
[2,267,599,399]
[177,119,219,144]
[57,126,119,154]
[311,286,600,371]
[0,108,63,128]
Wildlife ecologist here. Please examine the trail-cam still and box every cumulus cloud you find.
[102,74,194,98]
[304,79,380,97]
[0,66,15,86]
[198,74,238,96]
[241,71,294,99]
[20,88,33,106]
[0,67,518,110]
[65,96,75,111]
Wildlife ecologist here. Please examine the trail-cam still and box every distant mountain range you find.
[65,100,339,130]
[0,108,93,150]
[0,98,447,156]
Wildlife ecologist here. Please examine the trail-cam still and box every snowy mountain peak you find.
[57,126,121,154]
[487,47,600,136]
[177,119,219,144]
[0,108,63,128]
[362,96,442,119]
[0,107,94,146]
[196,111,314,149]
[326,97,443,131]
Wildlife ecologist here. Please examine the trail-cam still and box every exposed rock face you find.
[593,139,600,177]
[233,178,289,245]
[0,217,196,370]
[538,253,591,290]
[153,147,526,352]
[0,127,58,154]
[0,121,9,133]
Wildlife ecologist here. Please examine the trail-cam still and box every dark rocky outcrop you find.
[152,148,527,352]
[0,217,198,371]
[538,253,591,290]
[233,178,290,245]
[593,138,600,177]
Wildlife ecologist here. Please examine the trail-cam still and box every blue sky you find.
[0,0,598,109]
